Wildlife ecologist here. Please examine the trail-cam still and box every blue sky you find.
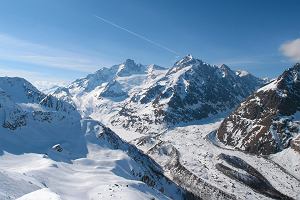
[0,0,300,89]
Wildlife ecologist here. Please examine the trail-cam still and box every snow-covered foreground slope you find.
[16,188,62,200]
[0,113,185,200]
[0,140,172,200]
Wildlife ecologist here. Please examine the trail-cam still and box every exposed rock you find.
[217,63,300,155]
[52,144,63,152]
[291,135,300,153]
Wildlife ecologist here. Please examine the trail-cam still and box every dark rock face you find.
[116,59,147,77]
[217,63,300,155]
[2,109,27,130]
[112,55,263,133]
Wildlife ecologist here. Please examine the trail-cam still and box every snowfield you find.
[0,143,171,200]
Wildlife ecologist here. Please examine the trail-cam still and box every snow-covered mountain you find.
[111,55,264,133]
[0,76,192,200]
[53,55,263,135]
[52,59,167,121]
[0,77,84,158]
[217,63,300,155]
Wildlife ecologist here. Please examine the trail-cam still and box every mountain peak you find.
[167,55,202,75]
[220,64,230,69]
[186,54,193,59]
[124,58,136,66]
[175,54,197,66]
[117,59,146,77]
[288,62,300,74]
[236,70,250,77]
[0,76,43,103]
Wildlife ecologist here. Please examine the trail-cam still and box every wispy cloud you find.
[280,38,300,62]
[0,33,104,72]
[0,67,69,90]
[94,15,180,56]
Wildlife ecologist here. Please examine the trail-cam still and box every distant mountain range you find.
[53,54,264,134]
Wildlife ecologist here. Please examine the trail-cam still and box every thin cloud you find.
[94,15,180,56]
[0,67,69,90]
[0,33,104,72]
[280,38,300,62]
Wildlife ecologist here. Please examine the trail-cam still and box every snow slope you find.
[0,77,185,200]
[0,141,172,200]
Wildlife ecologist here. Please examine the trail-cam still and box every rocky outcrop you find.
[217,63,300,155]
[291,135,300,153]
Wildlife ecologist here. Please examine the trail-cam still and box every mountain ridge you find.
[217,63,300,155]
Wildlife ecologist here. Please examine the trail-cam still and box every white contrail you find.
[94,15,180,56]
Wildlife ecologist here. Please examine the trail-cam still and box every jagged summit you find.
[176,54,194,63]
[116,59,146,77]
[236,70,250,77]
[174,54,198,67]
[167,55,205,75]
[277,63,300,90]
[52,55,263,135]
[110,56,263,133]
